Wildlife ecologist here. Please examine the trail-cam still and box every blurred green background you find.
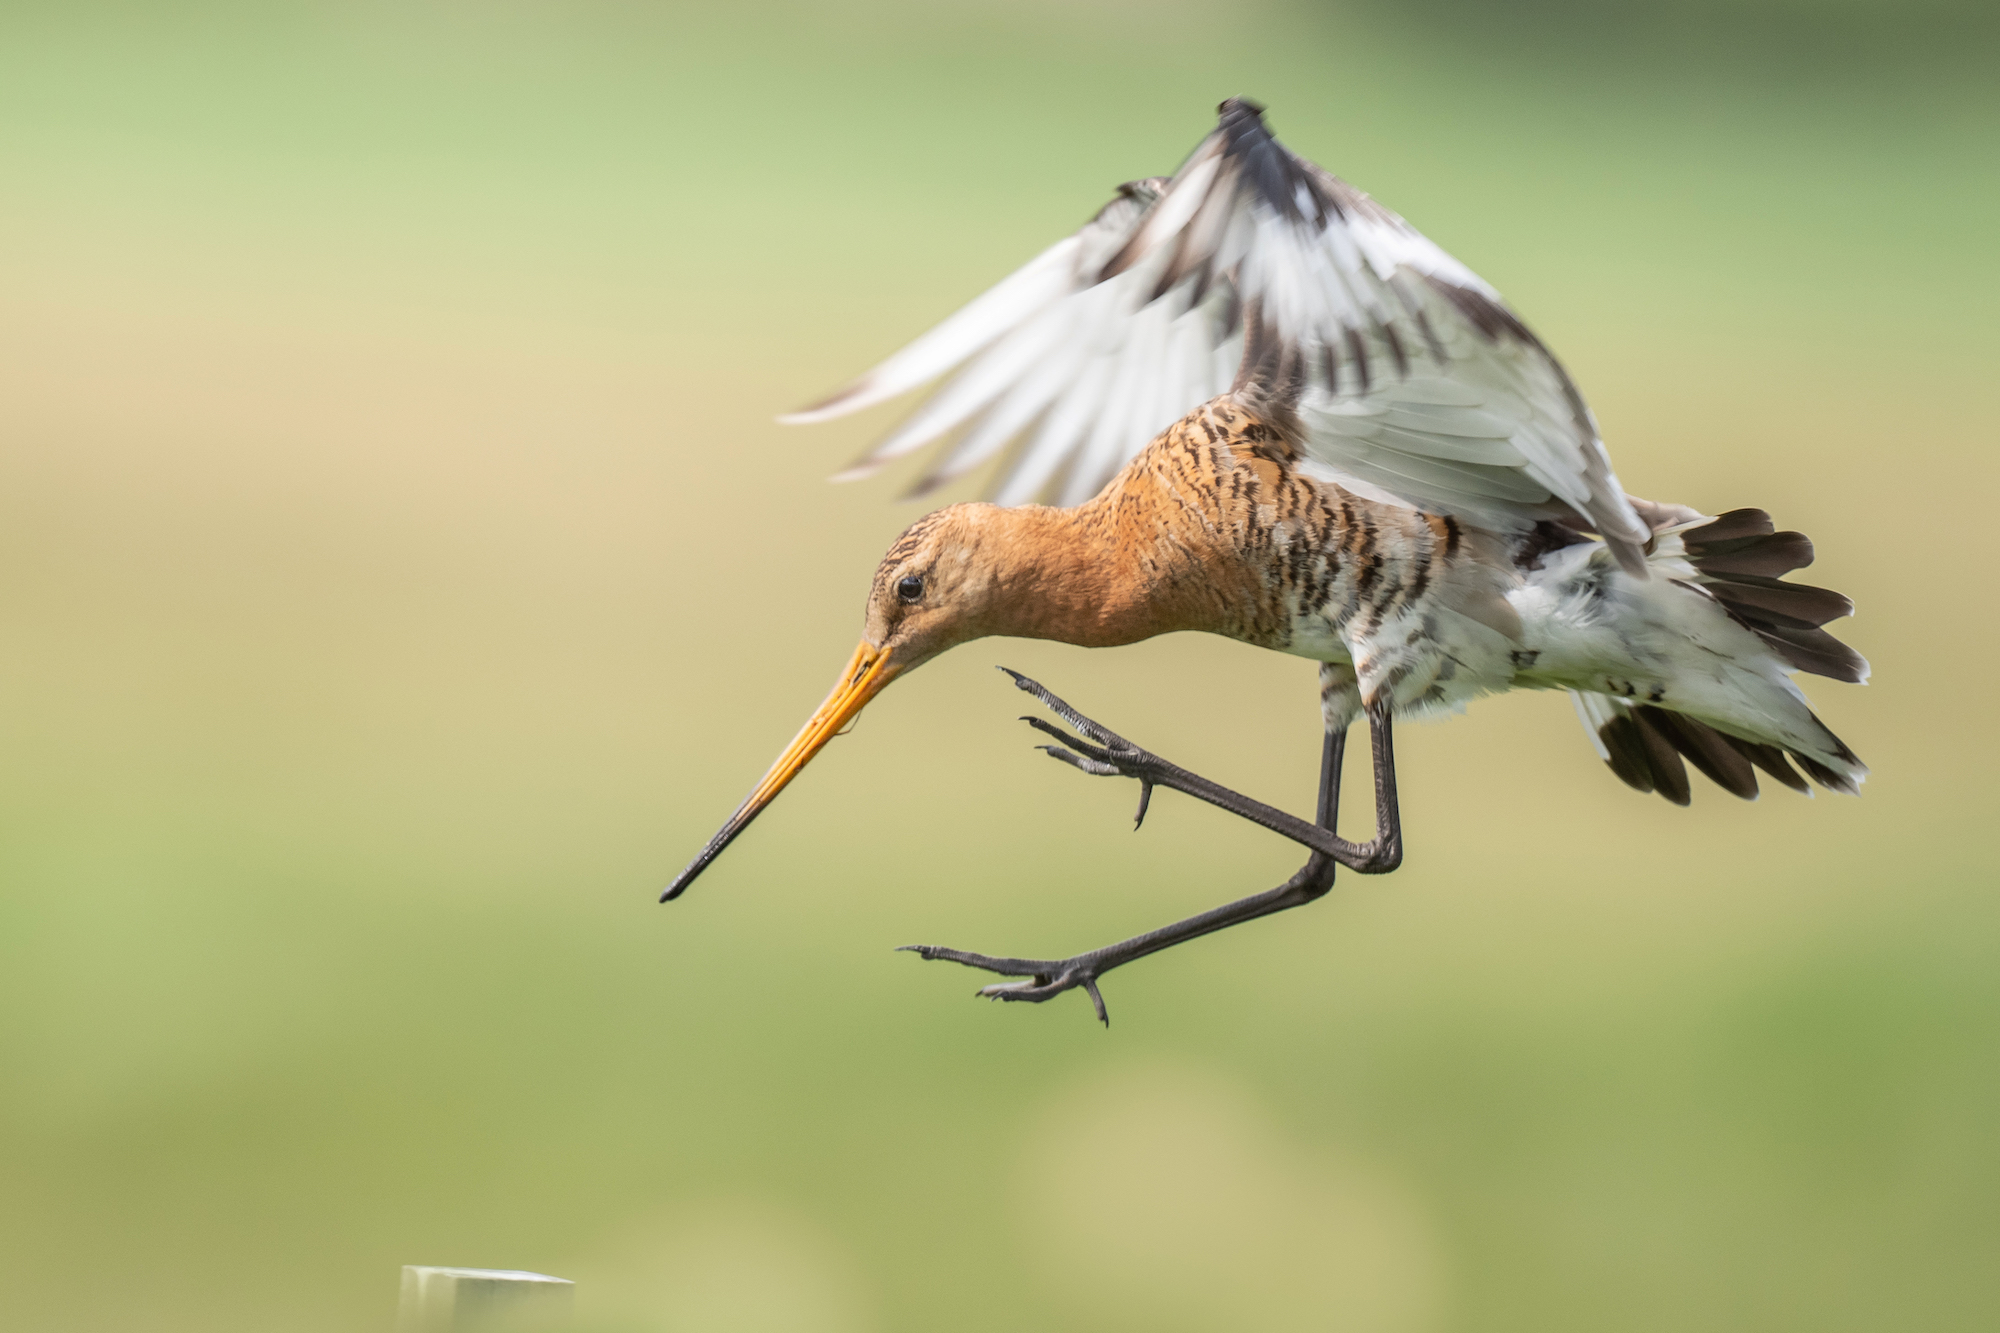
[1,2,1995,1329]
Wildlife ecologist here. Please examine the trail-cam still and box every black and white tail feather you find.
[1557,508,1867,804]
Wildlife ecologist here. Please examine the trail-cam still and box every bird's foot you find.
[897,943,1112,1025]
[1000,667,1169,829]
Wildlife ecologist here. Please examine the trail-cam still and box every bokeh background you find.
[2,2,1996,1329]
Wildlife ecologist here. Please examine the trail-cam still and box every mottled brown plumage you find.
[862,399,1504,678]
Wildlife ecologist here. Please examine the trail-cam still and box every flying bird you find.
[664,98,1866,1022]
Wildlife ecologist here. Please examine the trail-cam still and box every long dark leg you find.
[901,674,1401,1024]
[1010,669,1400,874]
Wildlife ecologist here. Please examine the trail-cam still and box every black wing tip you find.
[1203,96,1337,235]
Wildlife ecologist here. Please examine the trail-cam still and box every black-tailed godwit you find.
[664,99,1866,1023]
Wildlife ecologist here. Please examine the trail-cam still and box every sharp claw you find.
[1003,670,1065,719]
[1082,978,1110,1026]
[999,667,1054,707]
[1133,779,1154,829]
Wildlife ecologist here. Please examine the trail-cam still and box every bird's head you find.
[662,503,1034,899]
[858,502,1023,670]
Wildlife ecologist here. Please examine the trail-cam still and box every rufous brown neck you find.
[956,492,1231,649]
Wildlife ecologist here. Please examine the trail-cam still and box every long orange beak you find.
[661,641,900,901]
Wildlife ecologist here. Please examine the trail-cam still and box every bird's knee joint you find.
[1359,844,1402,874]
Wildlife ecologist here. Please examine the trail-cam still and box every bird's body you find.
[664,99,1867,1017]
[899,395,1862,796]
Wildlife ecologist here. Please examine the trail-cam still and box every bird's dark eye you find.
[896,574,925,603]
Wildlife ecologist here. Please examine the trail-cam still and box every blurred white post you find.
[399,1267,574,1332]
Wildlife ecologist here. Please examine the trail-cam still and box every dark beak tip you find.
[661,853,715,902]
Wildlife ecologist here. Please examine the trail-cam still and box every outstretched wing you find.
[788,98,1650,566]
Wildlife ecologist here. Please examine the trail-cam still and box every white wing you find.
[787,98,1649,566]
[786,175,1243,506]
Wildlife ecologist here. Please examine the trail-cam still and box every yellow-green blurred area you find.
[2,1,1996,1329]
